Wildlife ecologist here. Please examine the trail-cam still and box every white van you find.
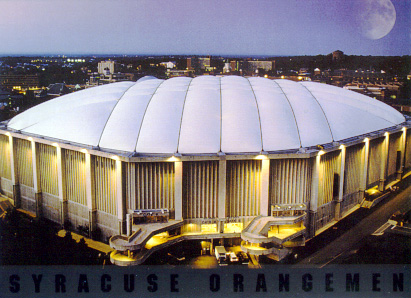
[229,252,238,263]
[214,246,227,265]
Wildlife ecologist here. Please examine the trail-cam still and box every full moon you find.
[357,0,396,40]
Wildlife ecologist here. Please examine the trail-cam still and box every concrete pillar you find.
[30,139,42,218]
[379,133,389,191]
[174,161,183,221]
[360,138,370,196]
[84,151,96,238]
[115,159,125,234]
[397,127,407,180]
[335,146,346,220]
[55,145,67,227]
[260,158,270,216]
[8,134,19,207]
[126,213,132,237]
[309,153,321,238]
[218,158,226,233]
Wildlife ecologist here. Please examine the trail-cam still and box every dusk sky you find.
[0,0,409,56]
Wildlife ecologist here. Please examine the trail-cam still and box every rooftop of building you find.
[3,76,406,156]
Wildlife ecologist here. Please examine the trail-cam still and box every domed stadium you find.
[0,76,410,265]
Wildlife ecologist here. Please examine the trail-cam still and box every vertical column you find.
[55,144,67,227]
[115,159,125,234]
[309,153,321,238]
[335,146,346,220]
[84,151,96,238]
[360,138,370,197]
[174,161,183,221]
[397,127,407,180]
[7,133,19,207]
[30,139,42,218]
[260,158,270,217]
[379,133,389,191]
[218,158,226,233]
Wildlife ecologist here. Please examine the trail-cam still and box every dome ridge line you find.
[176,77,194,154]
[246,77,264,151]
[272,80,302,148]
[300,83,334,141]
[97,83,136,148]
[133,79,165,153]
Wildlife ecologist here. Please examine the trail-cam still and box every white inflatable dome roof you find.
[7,76,405,154]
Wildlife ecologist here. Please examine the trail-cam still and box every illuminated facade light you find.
[51,142,59,147]
[27,137,33,142]
[80,149,88,154]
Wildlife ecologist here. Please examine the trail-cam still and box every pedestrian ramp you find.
[372,220,397,236]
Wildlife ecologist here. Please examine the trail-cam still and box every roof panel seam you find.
[300,84,335,141]
[96,83,136,148]
[246,77,264,151]
[272,80,302,148]
[134,80,166,152]
[176,78,194,153]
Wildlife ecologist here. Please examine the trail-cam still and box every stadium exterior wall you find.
[1,124,410,247]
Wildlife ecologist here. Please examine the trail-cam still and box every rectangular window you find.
[333,173,340,198]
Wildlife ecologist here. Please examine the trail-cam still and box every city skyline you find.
[0,0,410,57]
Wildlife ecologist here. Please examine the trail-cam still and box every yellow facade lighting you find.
[167,156,178,162]
[363,137,369,142]
[80,149,88,154]
[318,150,325,156]
[52,142,59,147]
[384,132,389,137]
[27,137,33,142]
[5,132,11,137]
[111,155,119,161]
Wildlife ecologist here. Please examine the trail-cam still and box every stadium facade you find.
[0,76,410,265]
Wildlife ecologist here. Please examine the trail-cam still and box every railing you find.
[316,201,336,230]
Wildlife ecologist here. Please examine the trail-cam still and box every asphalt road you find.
[294,179,411,267]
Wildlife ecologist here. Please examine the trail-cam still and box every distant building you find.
[187,57,213,72]
[47,83,71,97]
[223,63,231,73]
[0,74,40,92]
[98,61,118,75]
[166,69,194,78]
[247,61,273,72]
[198,57,211,70]
[160,61,176,69]
[87,72,134,88]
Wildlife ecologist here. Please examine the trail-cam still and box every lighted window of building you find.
[224,223,243,233]
[201,224,217,233]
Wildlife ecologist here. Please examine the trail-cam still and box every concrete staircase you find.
[109,220,183,251]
